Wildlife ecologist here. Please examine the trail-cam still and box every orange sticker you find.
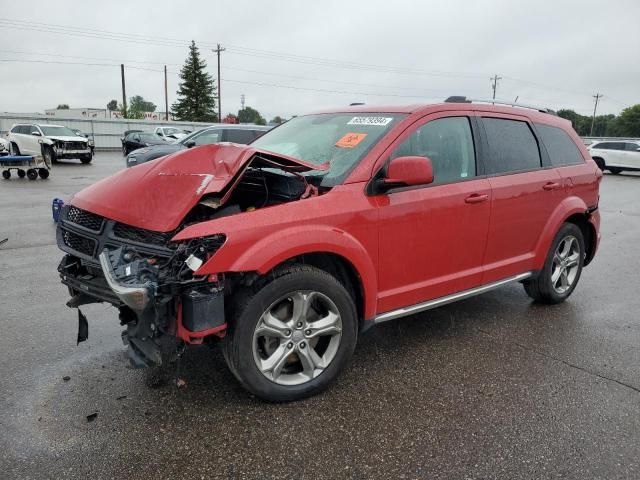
[335,132,367,148]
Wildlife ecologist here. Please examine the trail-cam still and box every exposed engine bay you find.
[57,148,327,368]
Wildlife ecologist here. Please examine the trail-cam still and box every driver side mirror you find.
[31,131,41,136]
[184,140,196,148]
[378,155,434,191]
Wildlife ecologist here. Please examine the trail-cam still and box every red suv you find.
[57,99,601,401]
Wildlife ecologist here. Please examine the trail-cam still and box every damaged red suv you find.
[57,99,601,401]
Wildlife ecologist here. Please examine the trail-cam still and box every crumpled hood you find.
[70,143,326,232]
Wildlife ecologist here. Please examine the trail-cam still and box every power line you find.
[0,17,629,107]
[0,19,489,79]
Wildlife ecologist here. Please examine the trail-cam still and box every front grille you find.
[66,206,104,231]
[113,222,176,248]
[62,141,86,150]
[62,229,96,257]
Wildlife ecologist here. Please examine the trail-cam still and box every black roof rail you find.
[444,96,557,115]
[349,102,365,106]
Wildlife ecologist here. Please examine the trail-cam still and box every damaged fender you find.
[176,223,379,320]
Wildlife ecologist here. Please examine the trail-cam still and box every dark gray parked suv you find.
[126,124,271,167]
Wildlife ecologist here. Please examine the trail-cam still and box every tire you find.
[122,146,128,156]
[223,264,358,402]
[608,167,622,175]
[38,168,50,179]
[26,169,38,180]
[593,157,605,171]
[17,169,26,178]
[80,155,92,164]
[2,170,10,179]
[523,223,585,304]
[9,143,20,156]
[42,145,56,165]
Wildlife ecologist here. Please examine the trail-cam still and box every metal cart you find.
[0,155,51,180]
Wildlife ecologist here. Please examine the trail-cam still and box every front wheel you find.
[608,167,622,175]
[80,155,92,164]
[223,265,358,402]
[42,145,56,165]
[524,223,584,304]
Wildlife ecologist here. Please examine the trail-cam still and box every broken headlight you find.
[175,234,226,275]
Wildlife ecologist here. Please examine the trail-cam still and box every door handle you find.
[464,193,489,204]
[543,182,561,191]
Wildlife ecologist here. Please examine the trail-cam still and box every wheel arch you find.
[533,196,598,269]
[564,212,598,266]
[266,251,368,331]
[196,225,378,321]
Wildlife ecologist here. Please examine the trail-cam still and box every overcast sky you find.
[1,0,638,120]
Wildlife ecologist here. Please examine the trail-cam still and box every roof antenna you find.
[350,102,365,106]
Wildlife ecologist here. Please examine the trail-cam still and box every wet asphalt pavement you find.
[0,152,639,479]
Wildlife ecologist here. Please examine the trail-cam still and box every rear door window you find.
[225,129,256,144]
[193,129,221,146]
[535,123,584,166]
[482,118,541,174]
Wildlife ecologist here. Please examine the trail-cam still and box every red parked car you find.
[57,98,602,401]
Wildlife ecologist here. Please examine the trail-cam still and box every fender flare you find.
[197,225,379,319]
[532,196,590,270]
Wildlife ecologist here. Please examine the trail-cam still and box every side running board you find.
[374,272,533,324]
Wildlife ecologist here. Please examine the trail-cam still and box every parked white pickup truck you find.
[153,126,188,141]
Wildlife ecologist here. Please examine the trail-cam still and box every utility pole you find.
[164,65,169,121]
[212,44,226,122]
[240,94,245,111]
[120,64,127,117]
[491,74,502,103]
[590,93,603,136]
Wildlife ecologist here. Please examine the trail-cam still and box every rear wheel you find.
[608,167,622,174]
[38,168,50,179]
[2,170,10,179]
[17,169,26,178]
[223,265,358,402]
[26,169,38,180]
[524,223,584,304]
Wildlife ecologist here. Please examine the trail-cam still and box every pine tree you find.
[172,41,217,122]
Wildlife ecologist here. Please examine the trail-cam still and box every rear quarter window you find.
[482,118,541,174]
[535,123,584,166]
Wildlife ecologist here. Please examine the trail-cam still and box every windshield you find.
[40,126,78,137]
[164,127,182,135]
[139,133,163,143]
[251,113,405,186]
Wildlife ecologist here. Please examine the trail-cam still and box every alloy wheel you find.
[551,235,581,294]
[252,291,343,386]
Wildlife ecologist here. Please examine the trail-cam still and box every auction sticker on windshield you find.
[347,116,393,126]
[335,133,368,148]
